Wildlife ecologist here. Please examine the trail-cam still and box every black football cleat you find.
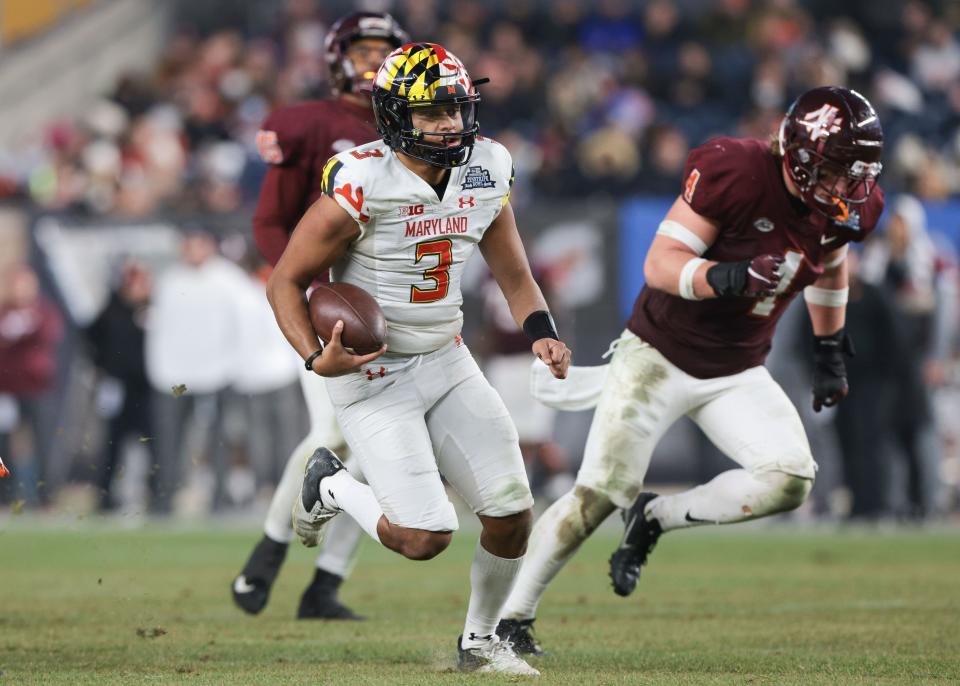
[232,535,289,615]
[496,618,544,656]
[292,447,345,547]
[297,568,364,620]
[609,492,663,597]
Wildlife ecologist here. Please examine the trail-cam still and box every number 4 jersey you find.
[322,137,514,354]
[628,137,885,379]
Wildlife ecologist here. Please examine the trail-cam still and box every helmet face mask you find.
[325,12,409,95]
[778,87,883,221]
[342,39,397,91]
[808,154,881,208]
[372,43,481,169]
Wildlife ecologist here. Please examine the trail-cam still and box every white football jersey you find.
[322,137,514,354]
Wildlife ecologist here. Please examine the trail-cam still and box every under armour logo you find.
[458,196,475,208]
[468,633,494,641]
[365,366,387,380]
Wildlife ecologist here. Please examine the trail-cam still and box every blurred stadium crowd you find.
[1,0,960,213]
[1,0,959,522]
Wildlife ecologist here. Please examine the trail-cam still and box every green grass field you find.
[2,522,959,685]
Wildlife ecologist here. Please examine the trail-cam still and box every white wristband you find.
[657,220,708,256]
[679,257,707,301]
[804,286,849,307]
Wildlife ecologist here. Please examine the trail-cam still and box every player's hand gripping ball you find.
[308,283,387,355]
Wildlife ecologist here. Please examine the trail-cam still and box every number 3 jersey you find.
[322,137,514,354]
[628,137,886,379]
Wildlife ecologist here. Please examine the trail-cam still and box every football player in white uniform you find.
[233,10,408,622]
[267,43,571,676]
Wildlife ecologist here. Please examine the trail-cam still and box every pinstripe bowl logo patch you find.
[461,166,495,190]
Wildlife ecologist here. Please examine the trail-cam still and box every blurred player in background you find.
[481,273,569,501]
[232,11,408,621]
[498,87,886,654]
[269,43,570,675]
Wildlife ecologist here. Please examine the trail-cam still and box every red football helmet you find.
[778,86,883,221]
[325,12,409,95]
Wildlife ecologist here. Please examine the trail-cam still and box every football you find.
[308,282,386,355]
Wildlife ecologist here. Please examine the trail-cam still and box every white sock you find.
[320,469,383,544]
[461,542,524,650]
[503,488,614,620]
[314,512,365,578]
[647,469,812,532]
[314,451,366,577]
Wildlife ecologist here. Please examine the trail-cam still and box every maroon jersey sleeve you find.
[253,165,309,266]
[252,105,318,266]
[255,107,312,167]
[253,99,376,268]
[680,138,752,225]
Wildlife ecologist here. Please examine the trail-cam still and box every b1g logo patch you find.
[683,168,701,203]
[399,204,425,217]
[461,165,496,190]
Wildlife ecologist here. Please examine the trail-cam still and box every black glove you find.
[706,254,785,298]
[812,329,855,412]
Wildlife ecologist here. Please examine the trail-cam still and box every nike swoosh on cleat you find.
[820,235,838,245]
[684,511,712,523]
[618,513,639,548]
[233,575,256,594]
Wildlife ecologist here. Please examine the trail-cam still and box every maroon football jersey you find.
[252,97,378,266]
[628,137,885,379]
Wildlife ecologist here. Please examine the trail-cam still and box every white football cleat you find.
[457,635,540,676]
[291,448,344,547]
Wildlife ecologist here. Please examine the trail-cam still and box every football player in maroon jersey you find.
[498,86,885,654]
[232,11,408,620]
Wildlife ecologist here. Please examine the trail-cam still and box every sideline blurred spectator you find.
[84,259,154,512]
[232,259,306,498]
[0,264,64,506]
[145,230,247,514]
[636,124,690,195]
[824,251,902,520]
[480,275,569,501]
[4,0,960,206]
[861,196,957,517]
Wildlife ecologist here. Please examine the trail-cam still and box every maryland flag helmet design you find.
[372,43,481,168]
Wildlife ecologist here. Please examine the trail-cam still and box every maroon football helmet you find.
[325,12,409,95]
[778,86,883,221]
